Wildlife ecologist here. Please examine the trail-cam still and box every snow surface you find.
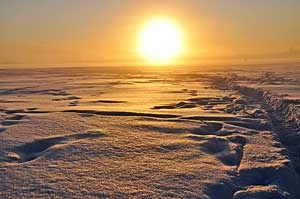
[0,64,299,198]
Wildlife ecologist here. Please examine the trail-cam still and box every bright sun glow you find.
[138,18,184,65]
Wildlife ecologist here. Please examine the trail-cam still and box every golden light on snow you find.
[138,18,184,65]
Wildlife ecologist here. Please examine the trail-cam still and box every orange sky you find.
[1,0,300,67]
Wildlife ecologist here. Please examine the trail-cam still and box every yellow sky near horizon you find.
[1,0,300,67]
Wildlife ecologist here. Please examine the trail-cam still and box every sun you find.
[138,18,184,65]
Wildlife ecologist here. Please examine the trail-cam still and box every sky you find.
[1,0,300,67]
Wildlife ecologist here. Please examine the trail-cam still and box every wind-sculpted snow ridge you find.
[211,75,300,198]
[2,130,103,164]
[236,87,299,129]
[213,75,299,129]
[262,93,299,128]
